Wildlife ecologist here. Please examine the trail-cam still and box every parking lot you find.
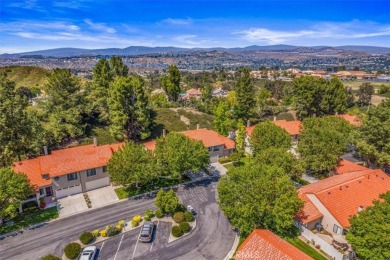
[94,221,171,260]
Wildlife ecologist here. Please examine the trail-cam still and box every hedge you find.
[155,209,164,218]
[184,211,194,222]
[179,222,190,233]
[79,232,93,245]
[173,212,185,223]
[64,242,81,259]
[107,226,119,237]
[41,255,61,260]
[171,226,183,237]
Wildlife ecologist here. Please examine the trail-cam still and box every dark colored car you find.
[139,222,154,242]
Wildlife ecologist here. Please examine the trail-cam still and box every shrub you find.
[155,209,164,218]
[131,220,140,227]
[144,214,151,221]
[118,220,125,227]
[184,211,194,222]
[179,222,190,233]
[218,157,231,164]
[92,230,100,237]
[105,225,111,230]
[115,224,122,231]
[79,232,93,245]
[107,226,119,237]
[171,226,183,237]
[133,215,142,222]
[100,230,107,237]
[145,209,154,219]
[22,201,38,211]
[41,254,61,260]
[175,204,186,213]
[173,212,185,223]
[64,242,81,259]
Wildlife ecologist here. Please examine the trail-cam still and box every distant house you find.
[212,88,228,97]
[335,71,375,80]
[143,128,235,163]
[181,88,202,100]
[235,229,313,260]
[271,120,302,142]
[151,88,166,95]
[296,167,390,235]
[13,141,124,210]
[335,114,361,126]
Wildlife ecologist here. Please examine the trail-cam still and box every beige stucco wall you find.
[208,144,226,158]
[307,194,344,235]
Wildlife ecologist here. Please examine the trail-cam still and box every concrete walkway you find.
[57,193,88,218]
[88,185,118,208]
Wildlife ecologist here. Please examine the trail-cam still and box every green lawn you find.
[0,207,59,235]
[285,238,328,260]
[115,176,191,199]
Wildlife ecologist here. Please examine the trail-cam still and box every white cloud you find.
[84,19,116,34]
[161,18,192,25]
[237,20,390,44]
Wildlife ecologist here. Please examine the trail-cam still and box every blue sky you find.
[0,0,389,53]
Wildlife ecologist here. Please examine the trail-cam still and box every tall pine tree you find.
[161,65,181,102]
[234,67,255,121]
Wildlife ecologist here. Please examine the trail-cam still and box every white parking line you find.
[99,241,105,254]
[113,234,124,260]
[150,221,159,252]
[131,228,142,260]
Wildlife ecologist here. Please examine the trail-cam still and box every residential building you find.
[181,88,202,100]
[296,168,390,235]
[143,128,235,162]
[271,120,302,142]
[13,141,124,206]
[212,88,228,97]
[335,114,361,126]
[235,229,313,260]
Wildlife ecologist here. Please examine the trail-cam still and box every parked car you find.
[139,222,154,242]
[79,246,97,260]
[186,205,195,214]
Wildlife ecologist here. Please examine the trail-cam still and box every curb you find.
[223,234,240,260]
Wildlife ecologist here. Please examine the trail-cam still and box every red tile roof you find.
[298,169,390,227]
[143,140,157,151]
[246,125,255,137]
[334,159,367,175]
[13,143,123,187]
[186,88,202,95]
[272,120,302,136]
[181,128,235,150]
[236,229,313,260]
[335,114,361,126]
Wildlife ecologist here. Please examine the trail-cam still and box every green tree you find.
[293,76,347,119]
[345,86,355,108]
[234,67,255,120]
[0,78,36,166]
[89,59,113,123]
[150,93,170,108]
[298,117,352,173]
[218,162,303,237]
[155,189,179,214]
[107,142,155,188]
[254,148,304,178]
[154,132,209,179]
[108,76,151,141]
[39,69,85,145]
[235,120,246,151]
[214,102,232,136]
[109,56,128,77]
[250,122,291,156]
[356,99,390,166]
[161,65,181,102]
[0,168,34,220]
[346,192,390,260]
[357,82,374,106]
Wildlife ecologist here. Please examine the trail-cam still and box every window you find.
[208,147,212,152]
[102,166,107,173]
[213,146,220,152]
[67,172,78,181]
[333,224,342,234]
[39,188,44,196]
[86,168,96,177]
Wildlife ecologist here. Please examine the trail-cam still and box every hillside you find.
[151,108,215,138]
[0,66,49,89]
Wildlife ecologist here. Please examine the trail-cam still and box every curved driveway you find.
[0,178,236,260]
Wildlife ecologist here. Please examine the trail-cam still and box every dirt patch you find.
[180,115,190,125]
[371,95,388,105]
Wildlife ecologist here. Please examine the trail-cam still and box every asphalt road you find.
[0,178,236,260]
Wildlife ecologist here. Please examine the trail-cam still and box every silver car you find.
[139,222,154,242]
[79,246,97,260]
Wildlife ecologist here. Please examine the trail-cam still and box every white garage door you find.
[85,177,110,191]
[56,185,82,199]
[210,155,219,163]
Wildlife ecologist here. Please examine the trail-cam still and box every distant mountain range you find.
[1,45,389,58]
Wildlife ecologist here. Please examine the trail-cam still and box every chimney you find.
[43,146,48,156]
[246,120,250,127]
[196,124,200,130]
[357,205,364,212]
[93,137,97,146]
[273,116,277,121]
[162,129,166,137]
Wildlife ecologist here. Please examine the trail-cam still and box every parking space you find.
[94,220,171,259]
[57,193,88,217]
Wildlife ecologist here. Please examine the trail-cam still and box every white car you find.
[186,205,195,214]
[79,246,97,260]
